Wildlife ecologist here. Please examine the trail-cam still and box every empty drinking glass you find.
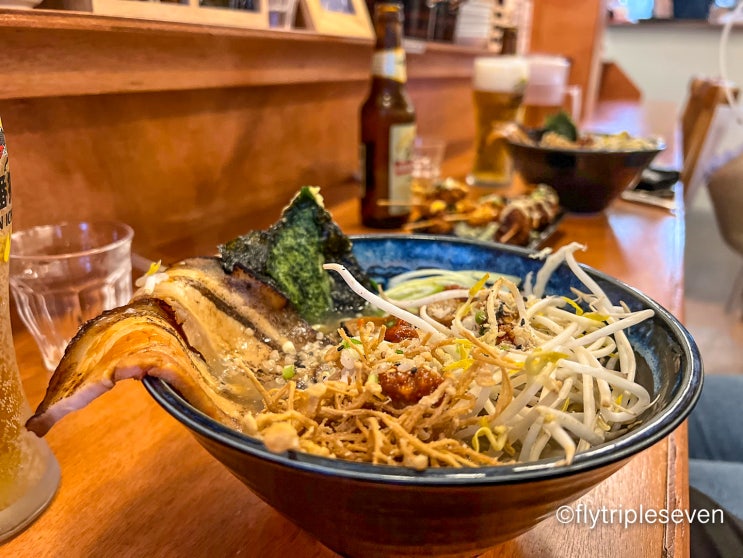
[412,136,446,193]
[9,221,134,372]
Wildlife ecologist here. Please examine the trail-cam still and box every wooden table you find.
[7,187,689,557]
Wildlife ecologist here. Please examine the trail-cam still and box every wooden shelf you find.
[0,9,489,100]
[60,0,268,32]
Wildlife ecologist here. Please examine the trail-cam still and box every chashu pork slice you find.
[26,257,326,437]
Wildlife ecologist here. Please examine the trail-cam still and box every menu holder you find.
[299,0,373,39]
[57,0,269,31]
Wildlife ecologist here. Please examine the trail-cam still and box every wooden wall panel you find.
[3,75,477,263]
[598,61,642,101]
[407,77,476,179]
[529,0,607,120]
[3,83,367,261]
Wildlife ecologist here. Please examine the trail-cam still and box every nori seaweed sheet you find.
[219,187,374,324]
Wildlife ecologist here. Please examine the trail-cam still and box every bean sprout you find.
[244,243,653,469]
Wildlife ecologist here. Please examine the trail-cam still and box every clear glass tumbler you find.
[411,136,446,194]
[9,221,134,372]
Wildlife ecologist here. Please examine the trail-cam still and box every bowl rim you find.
[506,133,667,156]
[143,234,702,487]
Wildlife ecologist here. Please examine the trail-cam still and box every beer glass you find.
[0,122,60,542]
[467,55,528,187]
[522,55,572,129]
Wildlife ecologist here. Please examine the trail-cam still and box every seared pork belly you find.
[26,257,327,437]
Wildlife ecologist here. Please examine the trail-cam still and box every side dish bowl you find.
[144,234,701,558]
[506,135,665,213]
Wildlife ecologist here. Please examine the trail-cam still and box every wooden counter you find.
[7,182,688,557]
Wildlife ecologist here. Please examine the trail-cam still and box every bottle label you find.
[371,49,407,83]
[387,122,416,215]
[0,119,11,262]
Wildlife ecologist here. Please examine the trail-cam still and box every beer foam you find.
[473,56,529,93]
[523,83,565,107]
[527,55,570,86]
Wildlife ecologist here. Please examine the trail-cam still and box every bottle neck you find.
[373,9,403,51]
[371,4,406,84]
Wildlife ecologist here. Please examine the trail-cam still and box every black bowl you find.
[507,136,665,213]
[144,234,701,558]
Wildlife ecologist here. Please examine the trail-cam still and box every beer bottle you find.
[360,1,416,229]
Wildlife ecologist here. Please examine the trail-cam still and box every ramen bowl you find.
[506,135,665,213]
[144,235,701,558]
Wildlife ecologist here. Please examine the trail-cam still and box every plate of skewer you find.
[402,179,564,250]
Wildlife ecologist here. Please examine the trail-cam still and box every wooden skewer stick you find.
[442,214,472,223]
[402,219,443,231]
[497,222,520,244]
[377,199,425,208]
[402,213,471,230]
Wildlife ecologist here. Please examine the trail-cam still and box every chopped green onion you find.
[282,365,295,380]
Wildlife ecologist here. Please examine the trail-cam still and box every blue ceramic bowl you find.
[144,234,702,558]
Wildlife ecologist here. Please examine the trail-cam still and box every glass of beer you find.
[467,55,528,187]
[0,121,61,542]
[521,54,571,129]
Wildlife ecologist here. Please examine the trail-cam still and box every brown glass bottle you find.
[360,2,417,229]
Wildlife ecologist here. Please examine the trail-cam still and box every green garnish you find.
[544,110,578,142]
[219,187,375,323]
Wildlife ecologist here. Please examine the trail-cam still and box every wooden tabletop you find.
[7,186,689,557]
